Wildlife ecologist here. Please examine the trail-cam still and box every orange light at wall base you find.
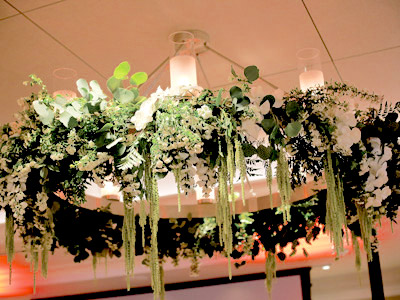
[0,256,32,297]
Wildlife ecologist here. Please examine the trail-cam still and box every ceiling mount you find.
[169,29,210,55]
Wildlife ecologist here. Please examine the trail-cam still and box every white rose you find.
[197,105,213,119]
[272,89,285,108]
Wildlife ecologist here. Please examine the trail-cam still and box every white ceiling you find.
[1,0,400,299]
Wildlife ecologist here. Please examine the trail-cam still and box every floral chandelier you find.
[0,31,399,299]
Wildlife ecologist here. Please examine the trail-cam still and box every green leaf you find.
[244,65,259,82]
[66,106,82,118]
[114,88,135,104]
[231,66,238,77]
[40,167,48,179]
[261,95,275,106]
[32,100,54,125]
[285,121,302,137]
[257,145,274,160]
[98,123,113,133]
[260,118,276,134]
[216,89,223,106]
[113,61,130,80]
[76,79,89,98]
[90,80,106,100]
[107,76,122,93]
[230,86,243,100]
[59,111,78,128]
[242,143,257,157]
[130,87,139,100]
[236,97,250,111]
[130,72,148,86]
[286,101,300,118]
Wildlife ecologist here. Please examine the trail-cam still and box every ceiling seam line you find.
[0,0,66,22]
[3,0,106,80]
[334,45,400,62]
[301,0,344,82]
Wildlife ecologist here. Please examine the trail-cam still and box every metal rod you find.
[195,54,211,89]
[301,0,344,82]
[204,43,279,90]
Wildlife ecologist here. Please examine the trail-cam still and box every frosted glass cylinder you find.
[170,55,197,88]
[52,67,77,99]
[297,48,324,92]
[169,31,198,89]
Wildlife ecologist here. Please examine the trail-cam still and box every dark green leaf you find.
[257,145,274,160]
[244,65,259,82]
[242,143,257,157]
[285,121,302,137]
[286,101,300,118]
[230,86,243,100]
[260,118,276,134]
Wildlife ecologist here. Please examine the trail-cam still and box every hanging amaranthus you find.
[356,204,373,261]
[5,212,14,284]
[234,136,246,206]
[226,137,236,214]
[216,156,233,279]
[265,251,276,293]
[351,231,361,271]
[325,150,347,257]
[172,168,182,212]
[139,199,147,248]
[276,149,292,223]
[122,201,136,290]
[266,160,273,209]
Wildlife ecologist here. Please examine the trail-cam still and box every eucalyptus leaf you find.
[286,101,300,118]
[115,88,135,104]
[76,79,89,98]
[59,111,78,128]
[130,72,148,86]
[230,86,243,100]
[90,80,106,100]
[130,87,139,100]
[244,65,259,82]
[257,145,274,160]
[66,106,82,118]
[33,100,54,125]
[285,121,302,137]
[113,61,130,80]
[260,118,276,134]
[107,76,121,93]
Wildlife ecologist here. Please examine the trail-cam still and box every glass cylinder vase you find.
[296,48,324,92]
[169,31,198,89]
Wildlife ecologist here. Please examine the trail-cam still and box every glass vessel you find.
[296,48,324,92]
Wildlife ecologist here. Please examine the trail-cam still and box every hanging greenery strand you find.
[227,136,236,215]
[150,176,161,298]
[234,136,246,206]
[356,204,373,261]
[122,203,136,290]
[325,150,347,257]
[266,160,273,209]
[351,231,361,272]
[172,168,182,212]
[139,199,147,248]
[276,149,292,223]
[265,251,276,293]
[5,212,14,285]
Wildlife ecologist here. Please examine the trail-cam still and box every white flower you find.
[273,89,284,108]
[260,100,270,115]
[66,145,76,155]
[197,105,213,119]
[130,97,157,131]
[50,152,64,161]
[241,119,260,141]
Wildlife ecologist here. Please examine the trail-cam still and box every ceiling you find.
[1,0,400,299]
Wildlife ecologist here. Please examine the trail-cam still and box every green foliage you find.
[244,65,259,82]
[113,61,131,79]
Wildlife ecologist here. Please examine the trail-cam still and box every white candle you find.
[170,55,197,89]
[299,70,324,92]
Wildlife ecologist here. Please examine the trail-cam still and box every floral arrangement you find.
[0,62,399,299]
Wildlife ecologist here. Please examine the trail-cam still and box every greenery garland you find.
[0,62,399,298]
